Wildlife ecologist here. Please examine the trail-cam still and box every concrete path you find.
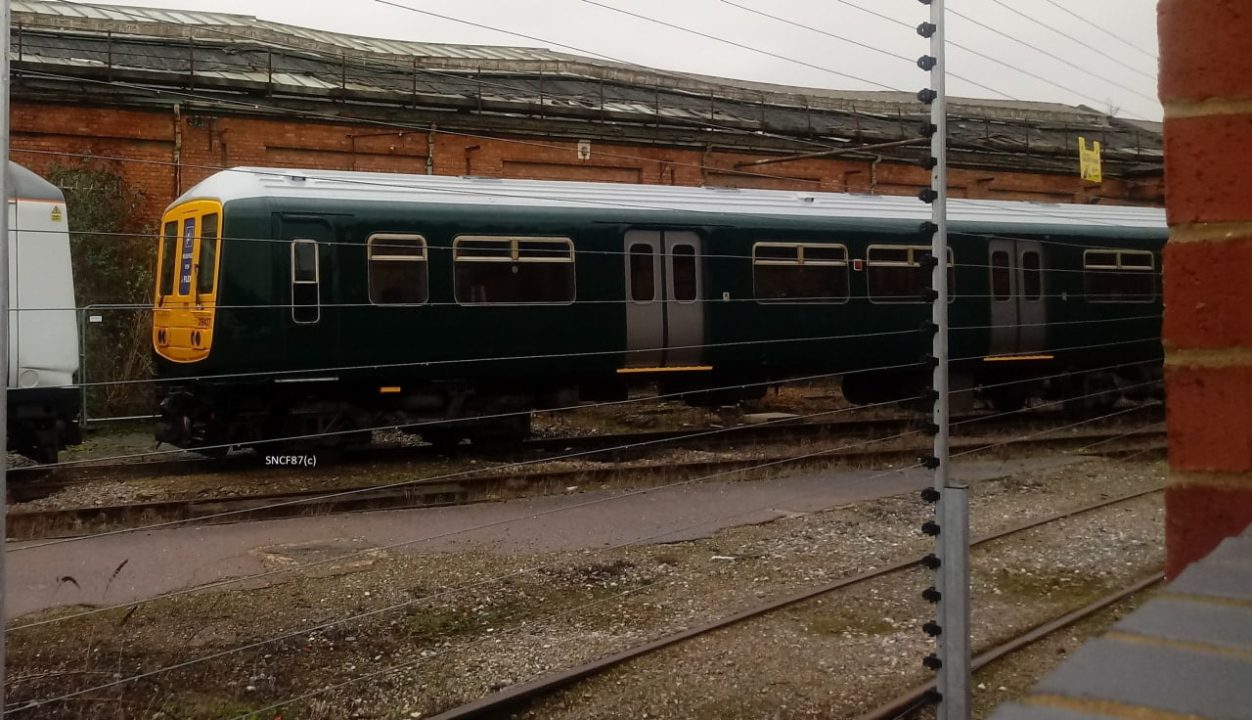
[5,455,1082,619]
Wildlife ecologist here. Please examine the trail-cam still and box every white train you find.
[7,162,80,463]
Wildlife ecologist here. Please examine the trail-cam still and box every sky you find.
[85,0,1163,121]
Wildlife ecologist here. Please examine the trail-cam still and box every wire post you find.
[916,0,969,718]
[1,0,12,706]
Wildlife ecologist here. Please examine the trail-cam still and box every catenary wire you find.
[7,379,1161,712]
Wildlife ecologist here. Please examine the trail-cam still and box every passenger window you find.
[291,240,320,323]
[991,250,1011,301]
[1083,249,1155,303]
[196,213,219,296]
[629,243,655,302]
[671,245,697,302]
[753,242,849,303]
[159,221,178,297]
[454,236,575,304]
[1021,251,1042,301]
[368,234,428,305]
[866,245,954,302]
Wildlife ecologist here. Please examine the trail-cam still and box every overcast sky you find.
[87,0,1163,120]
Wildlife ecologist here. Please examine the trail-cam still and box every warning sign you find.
[1078,136,1103,184]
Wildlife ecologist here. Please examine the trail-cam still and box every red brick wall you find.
[8,100,1159,224]
[1159,0,1252,576]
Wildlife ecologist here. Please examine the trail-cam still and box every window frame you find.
[1082,248,1157,304]
[159,221,178,298]
[1020,249,1043,302]
[452,235,576,306]
[628,242,657,304]
[195,213,220,298]
[751,241,851,305]
[865,244,956,304]
[990,249,1012,303]
[366,233,429,307]
[290,239,321,324]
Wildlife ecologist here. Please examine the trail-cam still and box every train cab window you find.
[453,236,575,305]
[196,213,219,297]
[991,250,1011,301]
[629,243,655,302]
[672,245,697,302]
[368,234,428,305]
[866,245,954,303]
[1083,249,1155,303]
[1022,251,1042,301]
[159,221,178,297]
[291,239,320,323]
[752,242,849,303]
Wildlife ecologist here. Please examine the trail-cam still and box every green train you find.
[152,168,1166,452]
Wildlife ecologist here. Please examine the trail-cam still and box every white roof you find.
[175,167,1167,236]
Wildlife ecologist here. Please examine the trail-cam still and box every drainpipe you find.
[173,103,183,196]
[427,123,436,175]
[870,155,883,194]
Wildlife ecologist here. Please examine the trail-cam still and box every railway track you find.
[423,487,1165,720]
[7,420,1164,540]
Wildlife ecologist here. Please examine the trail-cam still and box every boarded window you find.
[1083,249,1155,303]
[866,245,954,302]
[291,240,320,323]
[454,236,575,304]
[368,234,428,305]
[159,221,178,297]
[196,214,219,296]
[672,245,697,302]
[1021,251,1042,300]
[753,242,849,303]
[629,243,655,302]
[991,250,1011,301]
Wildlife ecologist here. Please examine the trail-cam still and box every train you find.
[150,168,1167,454]
[5,161,81,463]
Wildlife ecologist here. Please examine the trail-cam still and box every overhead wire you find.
[7,376,1163,713]
[1039,0,1160,62]
[985,0,1158,81]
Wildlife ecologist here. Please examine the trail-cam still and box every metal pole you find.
[926,0,970,717]
[1,0,12,706]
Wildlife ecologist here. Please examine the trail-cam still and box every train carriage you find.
[152,168,1165,453]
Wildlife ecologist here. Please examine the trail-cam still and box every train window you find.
[752,242,849,303]
[672,245,698,302]
[1083,249,1155,303]
[368,234,428,305]
[196,213,219,296]
[291,240,320,323]
[1021,251,1042,300]
[453,236,575,305]
[991,250,1011,301]
[159,221,178,297]
[629,243,655,302]
[866,245,954,303]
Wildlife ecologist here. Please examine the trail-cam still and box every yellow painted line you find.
[617,365,714,375]
[982,354,1055,362]
[379,386,403,394]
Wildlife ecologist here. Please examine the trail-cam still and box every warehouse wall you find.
[1159,0,1252,576]
[9,100,1158,222]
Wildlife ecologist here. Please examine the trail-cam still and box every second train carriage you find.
[151,168,1166,452]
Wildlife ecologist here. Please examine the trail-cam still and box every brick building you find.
[1159,0,1252,576]
[8,1,1164,219]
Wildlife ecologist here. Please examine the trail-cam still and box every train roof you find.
[7,162,65,203]
[174,167,1167,238]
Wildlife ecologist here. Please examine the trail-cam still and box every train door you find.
[278,215,338,361]
[987,238,1045,355]
[623,230,705,368]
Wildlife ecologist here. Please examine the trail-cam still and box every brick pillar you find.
[1158,0,1252,577]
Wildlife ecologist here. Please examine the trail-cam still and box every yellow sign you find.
[1078,136,1102,184]
[50,205,63,222]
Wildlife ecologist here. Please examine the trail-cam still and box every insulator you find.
[923,422,940,436]
[920,155,939,170]
[921,553,941,569]
[922,587,942,603]
[919,320,939,336]
[919,122,938,137]
[919,287,940,302]
[917,55,937,71]
[917,22,937,38]
[920,354,939,370]
[920,487,941,503]
[923,621,943,637]
[921,520,941,535]
[918,252,939,269]
[921,456,942,470]
[924,654,943,670]
[918,188,939,203]
[917,88,938,105]
[919,220,939,234]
